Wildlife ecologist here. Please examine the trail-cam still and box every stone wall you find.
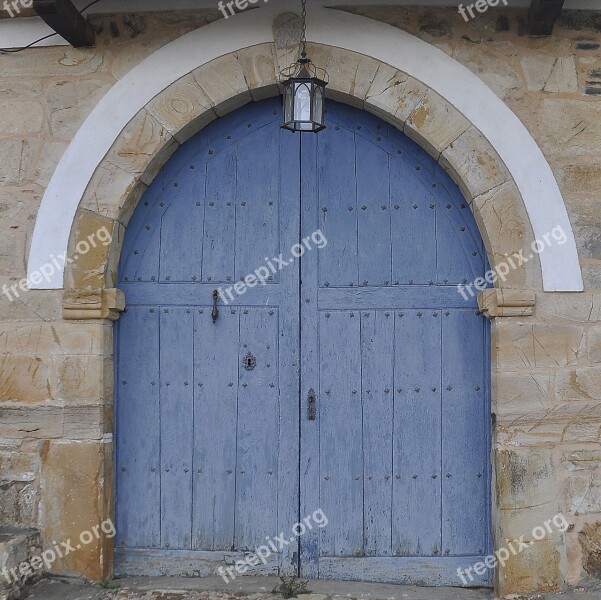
[0,5,600,595]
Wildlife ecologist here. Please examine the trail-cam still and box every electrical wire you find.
[1,0,106,54]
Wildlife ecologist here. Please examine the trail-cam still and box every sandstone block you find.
[405,89,470,158]
[495,322,584,369]
[440,127,510,202]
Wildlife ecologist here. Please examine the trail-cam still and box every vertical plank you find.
[115,306,160,548]
[235,308,280,551]
[356,137,392,287]
[442,309,488,555]
[435,185,485,286]
[235,124,279,282]
[317,125,358,287]
[361,310,394,556]
[276,127,301,574]
[319,310,363,557]
[392,309,442,556]
[390,163,436,285]
[299,132,321,578]
[203,146,237,284]
[159,176,206,282]
[192,306,239,551]
[159,307,194,549]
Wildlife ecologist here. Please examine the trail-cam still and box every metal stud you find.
[361,205,367,210]
[412,474,418,479]
[394,205,400,210]
[348,206,354,211]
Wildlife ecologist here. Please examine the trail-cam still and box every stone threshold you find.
[22,576,601,600]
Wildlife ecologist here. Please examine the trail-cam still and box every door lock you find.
[212,289,219,323]
[307,388,317,421]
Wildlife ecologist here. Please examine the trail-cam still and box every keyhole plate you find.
[244,352,256,371]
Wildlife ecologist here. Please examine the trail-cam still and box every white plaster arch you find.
[28,4,583,292]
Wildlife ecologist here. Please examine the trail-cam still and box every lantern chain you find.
[300,0,308,59]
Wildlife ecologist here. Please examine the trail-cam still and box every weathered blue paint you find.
[115,98,491,586]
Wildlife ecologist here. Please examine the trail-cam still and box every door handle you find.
[307,388,316,421]
[212,289,219,323]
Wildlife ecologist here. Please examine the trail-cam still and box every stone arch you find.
[65,42,538,295]
[28,6,582,296]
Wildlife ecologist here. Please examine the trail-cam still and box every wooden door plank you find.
[392,309,442,557]
[317,126,358,287]
[159,307,194,549]
[276,126,301,574]
[356,137,392,288]
[299,132,321,579]
[235,124,279,282]
[192,306,239,551]
[115,306,161,549]
[235,308,280,553]
[202,146,237,283]
[390,164,436,285]
[159,173,206,283]
[319,310,363,557]
[361,310,394,556]
[442,309,489,556]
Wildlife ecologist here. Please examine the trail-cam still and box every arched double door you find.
[114,98,491,586]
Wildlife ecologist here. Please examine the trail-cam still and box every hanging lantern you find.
[281,0,328,133]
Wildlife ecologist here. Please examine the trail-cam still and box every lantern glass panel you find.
[313,85,324,127]
[294,82,312,129]
[283,83,294,124]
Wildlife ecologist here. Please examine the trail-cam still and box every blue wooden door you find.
[115,98,491,585]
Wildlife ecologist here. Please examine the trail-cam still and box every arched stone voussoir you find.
[79,108,178,224]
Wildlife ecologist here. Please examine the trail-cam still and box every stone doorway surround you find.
[20,5,600,597]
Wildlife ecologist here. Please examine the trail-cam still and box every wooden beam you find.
[528,0,565,36]
[32,0,94,47]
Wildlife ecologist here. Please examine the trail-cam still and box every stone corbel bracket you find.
[63,288,125,321]
[478,288,536,318]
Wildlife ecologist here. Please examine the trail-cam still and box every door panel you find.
[299,106,491,585]
[116,98,491,585]
[115,99,300,576]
